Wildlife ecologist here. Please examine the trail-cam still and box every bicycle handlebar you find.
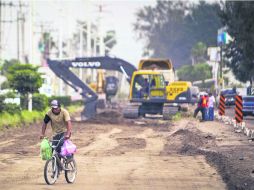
[48,136,65,149]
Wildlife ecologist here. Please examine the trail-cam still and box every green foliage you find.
[0,93,21,114]
[6,63,43,95]
[0,59,20,76]
[20,93,48,111]
[177,63,212,82]
[0,95,5,111]
[32,93,48,111]
[0,104,82,130]
[172,112,182,121]
[66,105,82,114]
[219,2,254,84]
[134,1,222,67]
[72,99,83,106]
[191,42,207,64]
[20,110,44,124]
[1,81,9,89]
[0,59,20,89]
[5,91,16,99]
[48,96,71,107]
[2,103,21,115]
[38,32,56,59]
[0,112,21,128]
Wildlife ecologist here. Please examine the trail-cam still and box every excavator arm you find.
[47,56,137,119]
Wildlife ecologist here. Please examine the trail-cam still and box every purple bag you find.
[60,140,77,156]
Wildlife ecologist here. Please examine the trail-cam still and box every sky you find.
[1,0,156,67]
[101,1,156,66]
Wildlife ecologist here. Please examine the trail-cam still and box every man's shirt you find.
[44,108,71,134]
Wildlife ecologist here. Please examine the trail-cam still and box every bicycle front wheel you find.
[64,157,77,183]
[44,157,58,185]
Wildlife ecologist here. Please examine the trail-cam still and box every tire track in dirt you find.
[79,128,123,156]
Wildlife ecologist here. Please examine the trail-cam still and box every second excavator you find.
[123,59,197,120]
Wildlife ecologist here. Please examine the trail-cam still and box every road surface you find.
[0,109,254,189]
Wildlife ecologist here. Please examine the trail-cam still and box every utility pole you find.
[21,12,25,62]
[0,1,26,61]
[98,4,105,56]
[219,43,223,89]
[16,1,27,62]
[17,9,20,60]
[0,0,2,60]
[58,7,64,96]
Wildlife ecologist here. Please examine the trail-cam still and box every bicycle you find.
[43,137,77,185]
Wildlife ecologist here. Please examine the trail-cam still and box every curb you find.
[215,112,251,140]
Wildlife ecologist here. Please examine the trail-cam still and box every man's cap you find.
[51,100,60,108]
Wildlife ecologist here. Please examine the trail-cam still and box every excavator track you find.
[123,105,140,119]
[162,106,179,120]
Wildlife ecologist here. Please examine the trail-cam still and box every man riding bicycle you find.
[40,100,72,154]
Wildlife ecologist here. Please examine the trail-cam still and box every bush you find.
[72,99,83,106]
[0,103,82,130]
[0,93,21,114]
[21,110,44,124]
[3,103,21,114]
[48,96,71,107]
[0,112,20,128]
[0,95,5,111]
[33,93,48,111]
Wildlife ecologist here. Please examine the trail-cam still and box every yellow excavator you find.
[123,59,196,119]
[47,56,195,119]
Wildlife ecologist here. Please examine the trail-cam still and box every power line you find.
[0,0,27,60]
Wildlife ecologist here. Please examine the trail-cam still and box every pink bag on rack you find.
[60,140,77,156]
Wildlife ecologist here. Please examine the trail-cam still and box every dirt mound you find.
[160,120,254,190]
[161,127,216,155]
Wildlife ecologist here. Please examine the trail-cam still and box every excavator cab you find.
[130,71,166,101]
[104,76,119,103]
[124,70,179,119]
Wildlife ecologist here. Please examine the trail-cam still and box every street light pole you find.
[220,43,223,90]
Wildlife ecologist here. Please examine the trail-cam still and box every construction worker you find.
[208,92,215,121]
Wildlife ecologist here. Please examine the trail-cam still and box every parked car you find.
[225,94,236,106]
[242,96,254,116]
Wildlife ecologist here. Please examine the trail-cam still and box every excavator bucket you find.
[81,100,97,120]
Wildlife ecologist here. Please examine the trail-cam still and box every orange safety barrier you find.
[235,95,243,123]
[219,95,225,116]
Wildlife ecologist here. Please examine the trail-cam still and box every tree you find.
[134,1,222,68]
[219,1,254,85]
[0,59,20,89]
[7,63,42,94]
[1,59,20,76]
[6,63,43,109]
[191,42,207,65]
[177,63,212,82]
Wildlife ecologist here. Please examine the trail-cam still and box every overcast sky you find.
[1,0,156,66]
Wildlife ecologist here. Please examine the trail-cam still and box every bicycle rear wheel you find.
[64,157,77,183]
[44,157,58,185]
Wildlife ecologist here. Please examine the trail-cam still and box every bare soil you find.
[0,107,253,189]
